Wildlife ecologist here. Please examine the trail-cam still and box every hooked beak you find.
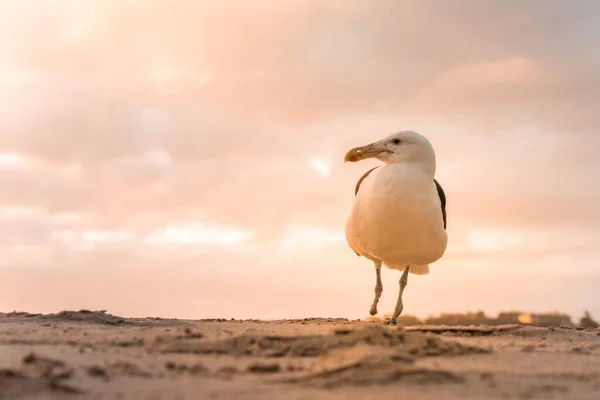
[344,143,380,162]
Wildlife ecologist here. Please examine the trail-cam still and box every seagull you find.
[344,131,447,326]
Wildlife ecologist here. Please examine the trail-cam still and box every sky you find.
[1,0,599,321]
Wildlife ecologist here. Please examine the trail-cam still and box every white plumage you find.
[344,130,447,325]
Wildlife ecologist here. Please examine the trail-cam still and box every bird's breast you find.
[345,165,447,264]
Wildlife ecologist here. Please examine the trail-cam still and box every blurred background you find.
[1,0,599,321]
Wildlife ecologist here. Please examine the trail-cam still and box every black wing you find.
[354,166,381,196]
[434,179,447,230]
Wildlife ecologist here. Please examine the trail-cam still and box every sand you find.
[1,311,600,399]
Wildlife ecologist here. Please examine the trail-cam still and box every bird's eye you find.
[392,138,401,145]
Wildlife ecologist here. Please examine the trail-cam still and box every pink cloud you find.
[0,0,599,318]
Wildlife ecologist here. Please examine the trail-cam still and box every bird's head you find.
[344,131,436,171]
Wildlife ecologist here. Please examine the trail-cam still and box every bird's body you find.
[343,130,448,325]
[345,163,447,275]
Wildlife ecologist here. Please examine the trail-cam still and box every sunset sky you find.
[1,0,599,321]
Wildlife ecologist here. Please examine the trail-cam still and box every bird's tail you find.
[387,263,430,275]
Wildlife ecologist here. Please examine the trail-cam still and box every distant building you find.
[496,312,523,325]
[518,312,573,327]
[364,310,576,327]
[423,311,489,326]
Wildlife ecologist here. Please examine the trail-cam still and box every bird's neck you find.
[386,159,436,178]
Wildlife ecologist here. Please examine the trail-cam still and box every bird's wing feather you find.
[352,165,381,257]
[434,179,447,230]
[355,166,381,196]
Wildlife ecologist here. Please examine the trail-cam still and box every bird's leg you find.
[369,262,383,315]
[387,265,410,326]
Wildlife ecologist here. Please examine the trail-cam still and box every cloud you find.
[0,0,599,317]
[143,221,252,246]
[307,158,332,178]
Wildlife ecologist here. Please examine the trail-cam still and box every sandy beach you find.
[2,310,600,399]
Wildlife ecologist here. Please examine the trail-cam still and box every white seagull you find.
[344,131,448,325]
